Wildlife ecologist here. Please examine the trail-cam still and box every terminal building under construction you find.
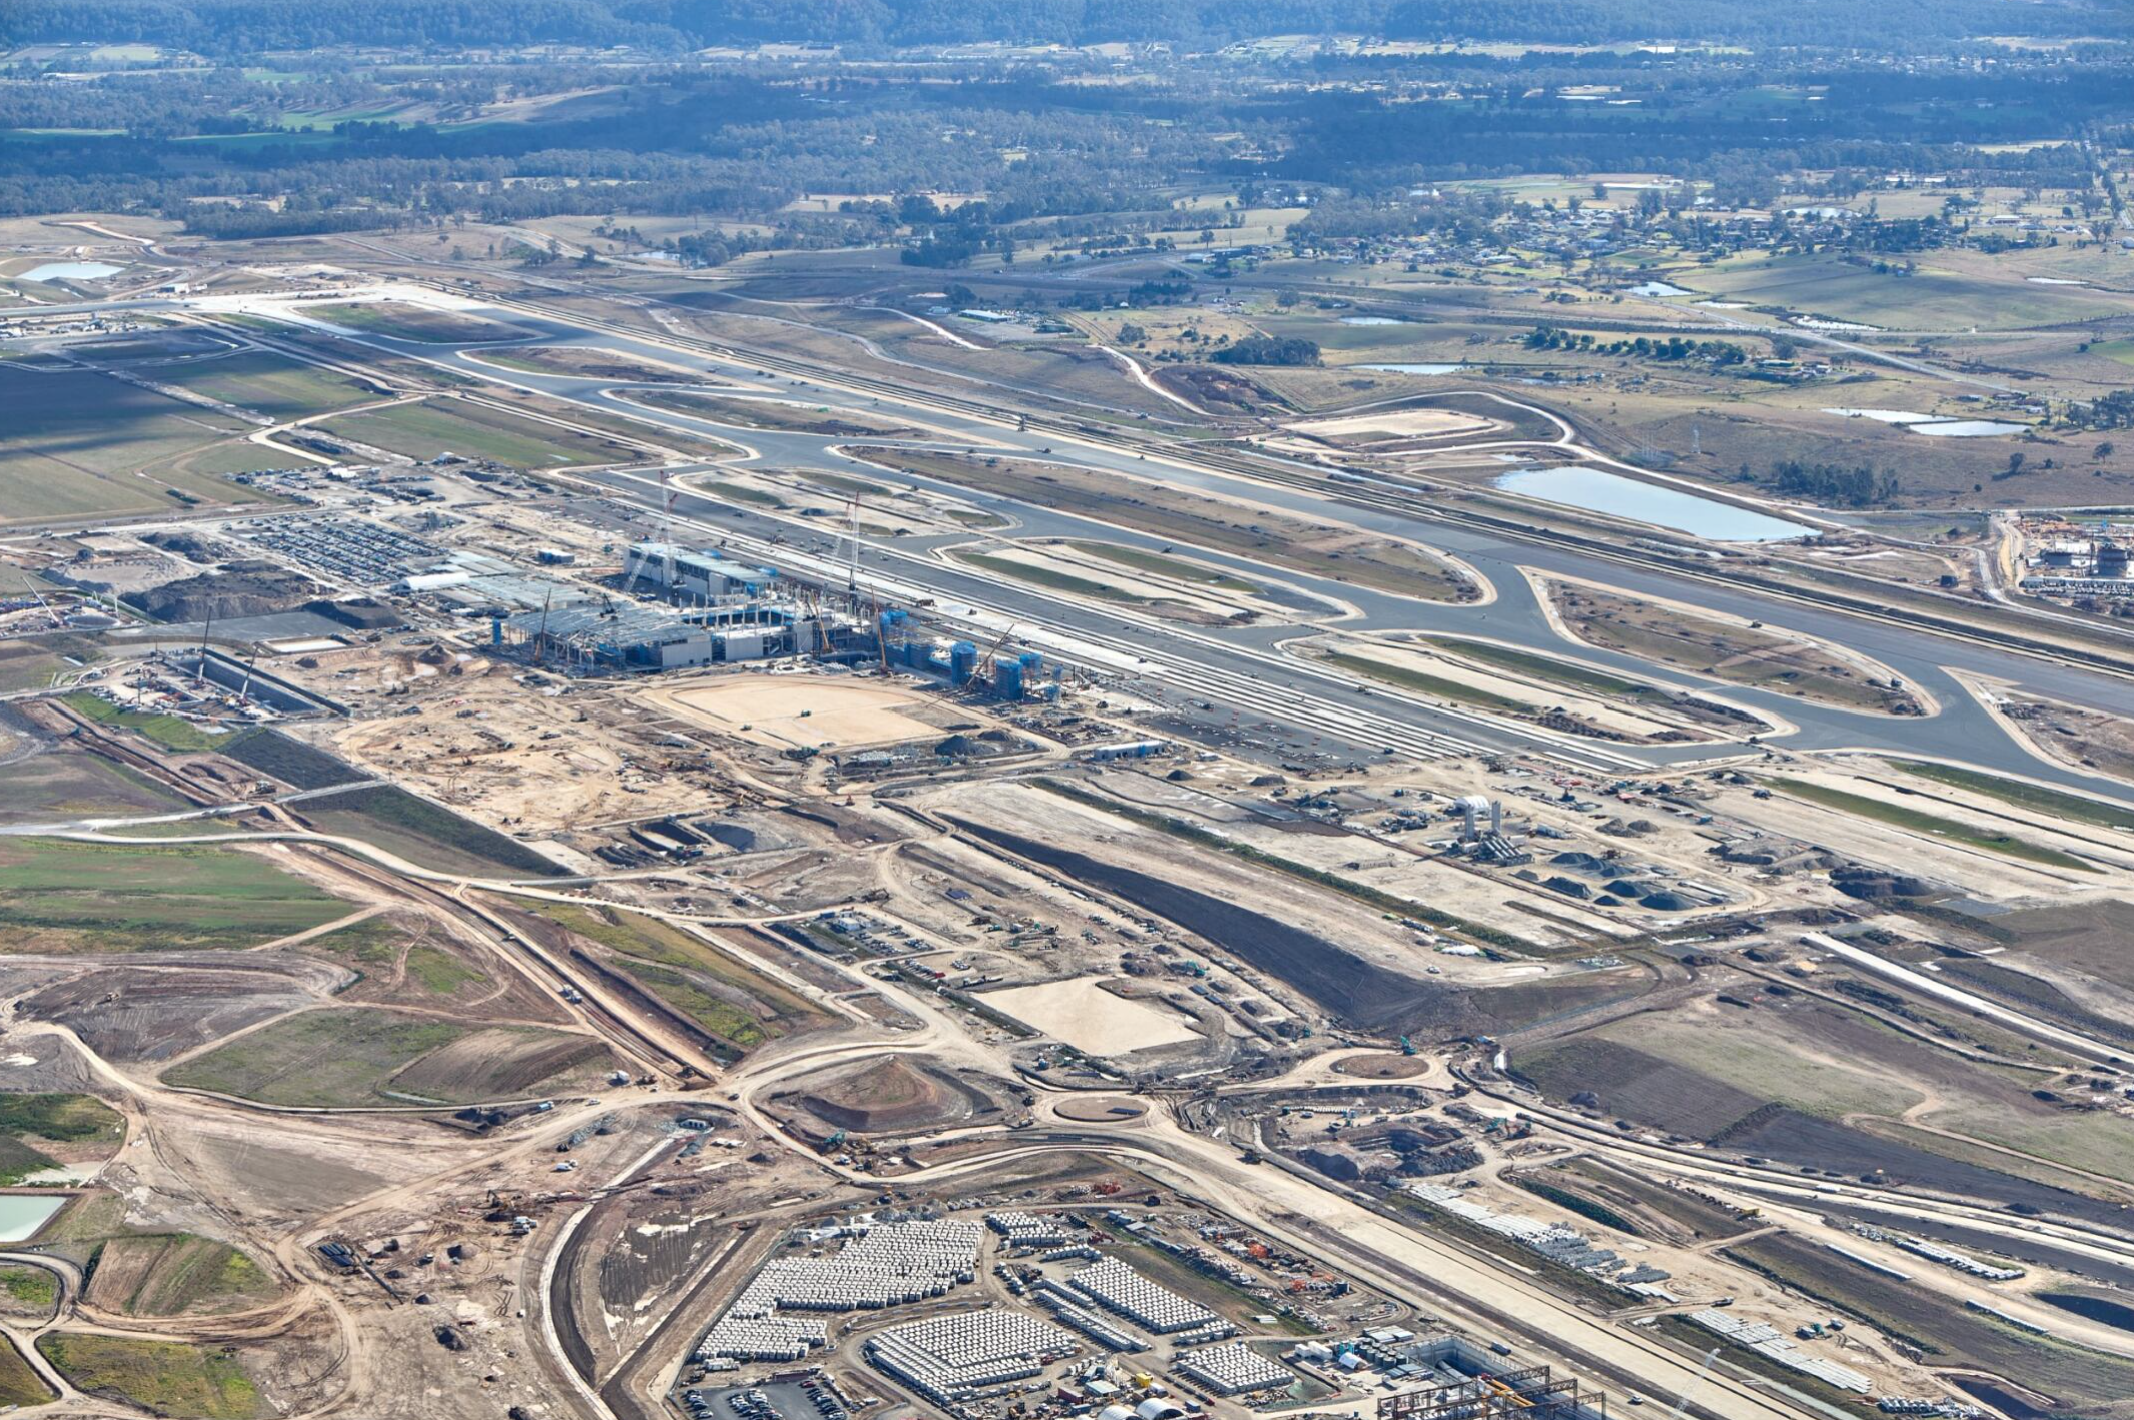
[492,540,1052,699]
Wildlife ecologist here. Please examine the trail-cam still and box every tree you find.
[1211,335,1319,367]
[1116,323,1146,344]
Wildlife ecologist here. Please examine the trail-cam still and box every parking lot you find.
[681,1376,851,1420]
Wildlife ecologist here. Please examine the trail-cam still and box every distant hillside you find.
[6,0,2127,54]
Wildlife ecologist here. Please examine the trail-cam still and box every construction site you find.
[1,254,2132,1420]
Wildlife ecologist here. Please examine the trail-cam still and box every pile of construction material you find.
[1068,1257,1226,1337]
[1174,1341,1294,1396]
[865,1309,1079,1403]
[696,1219,982,1364]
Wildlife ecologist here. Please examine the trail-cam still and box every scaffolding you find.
[1378,1364,1605,1420]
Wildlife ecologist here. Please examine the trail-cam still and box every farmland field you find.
[1669,250,2132,331]
[151,350,381,421]
[0,743,188,824]
[0,364,262,524]
[313,396,636,468]
[36,1334,262,1420]
[0,839,350,953]
[84,1234,277,1317]
[163,1007,605,1107]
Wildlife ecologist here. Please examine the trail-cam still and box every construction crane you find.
[963,622,1016,690]
[11,570,61,630]
[624,467,679,596]
[844,494,863,610]
[531,590,553,668]
[1663,1347,1721,1420]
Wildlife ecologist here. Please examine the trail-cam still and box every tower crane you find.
[963,622,1016,690]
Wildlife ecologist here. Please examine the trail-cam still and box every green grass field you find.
[1072,542,1260,591]
[0,1093,123,1186]
[305,915,490,999]
[62,691,240,753]
[0,1335,53,1409]
[0,744,185,825]
[163,1008,465,1106]
[951,550,1154,605]
[36,1334,261,1419]
[0,365,258,524]
[0,1266,58,1317]
[696,479,787,508]
[792,468,891,497]
[1428,637,1657,698]
[525,901,823,1051]
[1886,761,2134,834]
[0,632,115,695]
[85,1235,276,1317]
[1323,649,1528,713]
[0,838,351,953]
[153,350,380,421]
[314,397,630,468]
[1766,777,2096,872]
[164,1007,597,1106]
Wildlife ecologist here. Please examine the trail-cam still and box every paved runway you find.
[84,288,2134,807]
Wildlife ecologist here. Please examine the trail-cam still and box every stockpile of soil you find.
[125,563,319,622]
[793,1058,965,1133]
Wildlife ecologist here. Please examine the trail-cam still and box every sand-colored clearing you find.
[1288,408,1495,440]
[650,673,940,749]
[981,977,1201,1055]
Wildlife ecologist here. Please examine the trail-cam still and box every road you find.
[705,965,1828,1420]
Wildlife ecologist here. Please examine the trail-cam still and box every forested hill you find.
[5,0,2128,53]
